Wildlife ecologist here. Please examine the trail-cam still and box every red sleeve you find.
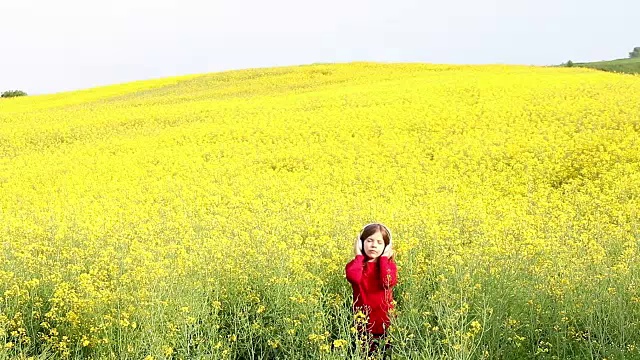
[379,257,398,289]
[345,255,365,284]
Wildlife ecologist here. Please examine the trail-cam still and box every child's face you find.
[363,230,385,260]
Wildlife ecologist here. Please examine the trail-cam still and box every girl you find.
[345,223,398,358]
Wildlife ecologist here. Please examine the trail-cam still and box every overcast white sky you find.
[1,0,637,94]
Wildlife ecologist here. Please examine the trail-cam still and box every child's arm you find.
[345,255,365,284]
[379,256,398,289]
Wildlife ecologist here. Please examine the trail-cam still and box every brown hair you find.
[359,223,394,260]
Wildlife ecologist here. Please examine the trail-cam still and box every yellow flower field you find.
[1,63,639,359]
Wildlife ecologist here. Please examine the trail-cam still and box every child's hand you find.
[382,243,394,258]
[353,237,363,256]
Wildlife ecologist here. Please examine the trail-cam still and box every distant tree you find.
[1,90,28,98]
[630,47,640,58]
[566,60,574,67]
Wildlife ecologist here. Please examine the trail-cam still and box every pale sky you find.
[1,0,637,95]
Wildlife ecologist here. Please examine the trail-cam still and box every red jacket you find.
[345,255,398,334]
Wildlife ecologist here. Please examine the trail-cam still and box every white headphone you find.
[358,223,392,255]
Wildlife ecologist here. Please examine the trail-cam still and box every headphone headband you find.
[359,223,392,243]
